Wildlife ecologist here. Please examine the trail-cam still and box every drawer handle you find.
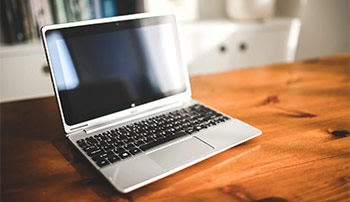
[42,65,50,74]
[219,45,227,53]
[239,42,248,52]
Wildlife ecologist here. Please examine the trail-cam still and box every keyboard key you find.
[152,133,164,140]
[103,144,114,151]
[164,132,173,137]
[118,151,131,159]
[91,155,104,162]
[87,148,103,156]
[97,141,108,147]
[86,137,98,144]
[77,141,88,148]
[108,155,120,163]
[139,141,159,151]
[77,139,85,144]
[185,128,195,134]
[174,131,187,138]
[124,139,134,144]
[135,140,146,146]
[114,141,124,147]
[126,143,136,150]
[83,146,97,152]
[114,147,125,153]
[143,136,155,143]
[107,138,117,144]
[129,148,141,155]
[96,159,110,167]
[102,151,114,158]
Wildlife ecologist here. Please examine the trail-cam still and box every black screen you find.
[45,16,186,125]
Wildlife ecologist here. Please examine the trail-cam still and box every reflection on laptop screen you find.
[45,16,186,125]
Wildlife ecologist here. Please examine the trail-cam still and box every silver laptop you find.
[41,13,261,193]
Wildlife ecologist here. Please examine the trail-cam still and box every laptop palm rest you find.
[147,137,214,170]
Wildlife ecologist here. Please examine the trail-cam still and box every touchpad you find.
[147,137,214,170]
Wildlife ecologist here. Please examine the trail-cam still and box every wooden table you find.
[1,54,349,202]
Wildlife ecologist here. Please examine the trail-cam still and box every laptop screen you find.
[45,15,186,125]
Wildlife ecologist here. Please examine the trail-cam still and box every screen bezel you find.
[41,13,192,134]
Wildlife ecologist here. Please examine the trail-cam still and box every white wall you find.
[198,0,226,19]
[296,0,349,60]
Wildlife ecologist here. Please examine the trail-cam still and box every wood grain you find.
[1,54,349,202]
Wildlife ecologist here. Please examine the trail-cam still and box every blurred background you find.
[0,0,349,103]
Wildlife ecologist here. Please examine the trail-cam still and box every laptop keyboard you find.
[76,104,230,167]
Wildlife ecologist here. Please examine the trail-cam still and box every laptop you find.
[41,13,261,193]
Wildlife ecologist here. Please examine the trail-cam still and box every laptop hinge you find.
[65,129,85,137]
[84,101,185,135]
[71,124,88,131]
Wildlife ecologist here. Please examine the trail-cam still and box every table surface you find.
[1,54,349,202]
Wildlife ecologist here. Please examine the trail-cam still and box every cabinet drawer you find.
[182,24,235,75]
[231,30,290,68]
[184,32,234,75]
[0,53,53,102]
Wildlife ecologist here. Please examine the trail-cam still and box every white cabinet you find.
[182,18,301,75]
[0,43,54,102]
